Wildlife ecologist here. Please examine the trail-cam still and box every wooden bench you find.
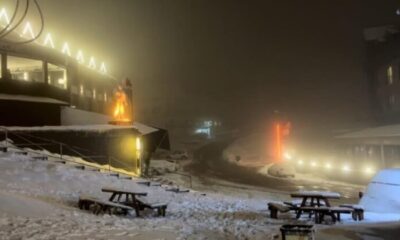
[299,206,355,224]
[136,197,168,217]
[268,202,292,219]
[339,204,364,221]
[78,195,134,215]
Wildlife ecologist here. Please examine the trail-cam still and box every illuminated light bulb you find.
[104,92,107,102]
[365,167,374,175]
[93,89,96,99]
[0,8,10,25]
[21,21,35,39]
[76,50,84,64]
[88,57,96,69]
[100,62,107,74]
[311,161,317,167]
[342,164,351,172]
[325,163,332,169]
[61,42,71,56]
[79,85,84,95]
[23,72,28,80]
[43,33,55,48]
[297,160,303,166]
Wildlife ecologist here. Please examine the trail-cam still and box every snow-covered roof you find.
[336,124,400,139]
[4,122,159,135]
[132,122,159,135]
[6,123,158,135]
[0,94,68,105]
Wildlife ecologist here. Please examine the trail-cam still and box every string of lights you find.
[9,0,44,45]
[0,0,19,35]
[0,3,108,75]
[0,0,30,40]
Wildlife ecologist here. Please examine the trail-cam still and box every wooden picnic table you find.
[101,187,148,216]
[290,191,341,220]
[290,191,341,208]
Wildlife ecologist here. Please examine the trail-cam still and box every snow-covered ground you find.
[1,149,400,239]
[0,151,283,239]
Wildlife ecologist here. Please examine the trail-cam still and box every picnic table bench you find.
[268,191,364,224]
[136,196,168,217]
[268,202,292,219]
[339,204,364,221]
[298,206,354,223]
[101,187,148,216]
[78,195,133,215]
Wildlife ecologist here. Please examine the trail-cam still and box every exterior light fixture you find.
[88,57,96,69]
[100,62,107,74]
[76,50,84,64]
[43,33,55,48]
[342,164,351,172]
[21,21,35,39]
[325,162,332,169]
[310,161,317,167]
[297,160,303,166]
[0,8,10,25]
[61,42,71,56]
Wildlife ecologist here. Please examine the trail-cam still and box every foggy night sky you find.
[19,0,400,135]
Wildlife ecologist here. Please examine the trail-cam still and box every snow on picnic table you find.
[0,152,281,239]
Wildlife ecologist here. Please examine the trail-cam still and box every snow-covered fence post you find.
[4,129,7,148]
[60,144,63,160]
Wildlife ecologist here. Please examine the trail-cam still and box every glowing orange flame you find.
[113,88,131,122]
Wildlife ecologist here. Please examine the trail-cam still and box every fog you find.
[7,0,400,146]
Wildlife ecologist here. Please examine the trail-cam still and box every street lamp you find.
[397,9,400,16]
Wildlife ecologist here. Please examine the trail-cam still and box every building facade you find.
[0,39,118,126]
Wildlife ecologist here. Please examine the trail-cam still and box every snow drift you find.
[360,169,400,213]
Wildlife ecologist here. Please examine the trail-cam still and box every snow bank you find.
[360,169,400,213]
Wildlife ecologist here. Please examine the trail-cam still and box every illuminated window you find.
[387,65,393,85]
[48,63,67,89]
[7,56,44,82]
[80,85,84,95]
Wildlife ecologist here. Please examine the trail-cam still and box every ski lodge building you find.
[0,28,169,177]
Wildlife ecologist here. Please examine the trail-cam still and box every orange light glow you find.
[113,87,131,122]
[272,121,290,162]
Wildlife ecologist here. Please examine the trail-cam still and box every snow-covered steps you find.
[13,151,28,155]
[32,156,48,161]
[136,180,162,187]
[165,187,190,193]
